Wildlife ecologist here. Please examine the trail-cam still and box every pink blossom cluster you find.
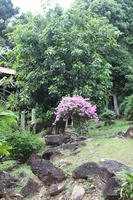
[55,96,98,123]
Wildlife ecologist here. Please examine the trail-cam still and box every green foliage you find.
[0,0,19,63]
[101,108,116,119]
[6,93,19,111]
[75,119,130,137]
[1,0,133,120]
[120,95,133,120]
[44,108,55,126]
[0,106,18,135]
[0,76,15,104]
[76,121,90,136]
[88,0,133,100]
[0,110,17,119]
[0,107,16,161]
[0,105,43,163]
[0,0,18,35]
[0,140,11,160]
[8,4,120,115]
[5,132,43,163]
[120,171,133,200]
[35,107,55,128]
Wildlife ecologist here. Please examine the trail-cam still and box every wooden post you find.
[65,118,68,130]
[31,108,36,133]
[31,108,36,125]
[20,111,25,132]
[71,117,73,127]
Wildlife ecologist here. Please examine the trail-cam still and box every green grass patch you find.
[55,119,133,175]
[0,159,39,194]
[86,119,131,138]
[54,120,133,174]
[55,138,133,174]
[11,164,38,193]
[0,160,17,172]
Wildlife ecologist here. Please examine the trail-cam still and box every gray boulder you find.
[0,171,19,199]
[45,135,71,146]
[98,167,115,183]
[62,142,85,151]
[48,183,65,196]
[62,143,79,150]
[0,171,19,189]
[42,147,61,160]
[124,127,133,138]
[31,159,66,185]
[71,185,85,200]
[72,162,99,179]
[20,178,40,197]
[27,154,42,165]
[98,159,130,200]
[0,181,4,198]
[102,176,122,200]
[99,159,131,174]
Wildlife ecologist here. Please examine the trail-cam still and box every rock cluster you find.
[71,159,130,200]
[0,171,19,199]
[1,131,131,200]
[32,133,130,200]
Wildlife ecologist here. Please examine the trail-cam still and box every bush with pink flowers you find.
[55,96,98,126]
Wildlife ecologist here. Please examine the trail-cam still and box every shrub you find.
[5,132,43,163]
[35,107,55,128]
[55,96,98,126]
[120,170,133,199]
[101,108,116,120]
[44,108,55,127]
[0,107,18,134]
[0,140,11,161]
[0,106,43,163]
[76,122,89,135]
[120,95,133,120]
[6,93,19,111]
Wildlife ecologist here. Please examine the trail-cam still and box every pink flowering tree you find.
[54,96,98,126]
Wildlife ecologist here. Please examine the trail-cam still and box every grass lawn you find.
[86,119,131,138]
[54,119,133,174]
[56,138,133,174]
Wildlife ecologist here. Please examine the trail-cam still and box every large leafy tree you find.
[0,0,18,36]
[0,0,18,62]
[86,0,133,102]
[8,3,119,118]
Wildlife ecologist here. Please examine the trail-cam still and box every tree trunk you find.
[112,93,119,116]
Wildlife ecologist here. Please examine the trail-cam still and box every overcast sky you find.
[12,0,73,13]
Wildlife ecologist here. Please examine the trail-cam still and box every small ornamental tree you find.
[55,96,98,126]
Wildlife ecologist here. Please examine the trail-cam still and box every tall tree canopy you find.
[86,0,133,101]
[0,0,18,62]
[9,4,119,112]
[6,0,133,122]
[0,0,18,36]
